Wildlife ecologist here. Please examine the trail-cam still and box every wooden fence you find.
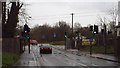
[2,38,21,55]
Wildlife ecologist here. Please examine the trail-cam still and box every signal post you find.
[23,24,30,53]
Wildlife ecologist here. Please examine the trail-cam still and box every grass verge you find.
[49,41,65,45]
[2,52,20,67]
[80,45,115,54]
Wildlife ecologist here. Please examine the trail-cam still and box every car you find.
[40,44,52,54]
[30,40,38,45]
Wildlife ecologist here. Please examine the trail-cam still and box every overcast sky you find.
[22,0,118,28]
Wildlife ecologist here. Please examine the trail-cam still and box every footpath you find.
[67,49,119,63]
[53,46,120,64]
[14,49,37,66]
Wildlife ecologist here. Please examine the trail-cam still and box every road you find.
[30,44,119,66]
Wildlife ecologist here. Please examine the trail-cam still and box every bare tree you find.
[30,21,71,42]
[2,2,23,38]
[108,6,118,34]
[74,22,82,31]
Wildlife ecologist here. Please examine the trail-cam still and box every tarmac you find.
[53,46,120,63]
[66,49,120,63]
[14,46,120,66]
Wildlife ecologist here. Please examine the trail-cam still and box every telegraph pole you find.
[71,13,74,33]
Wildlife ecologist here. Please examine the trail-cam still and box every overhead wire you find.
[31,12,109,20]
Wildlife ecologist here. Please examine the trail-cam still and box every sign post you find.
[89,38,93,56]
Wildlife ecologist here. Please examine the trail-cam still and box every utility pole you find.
[71,13,74,33]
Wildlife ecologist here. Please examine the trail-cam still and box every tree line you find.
[2,1,27,38]
[30,20,116,47]
[30,21,71,43]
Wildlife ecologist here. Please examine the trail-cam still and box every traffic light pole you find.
[64,32,67,50]
[23,24,30,53]
[89,25,98,56]
[104,32,107,54]
[103,24,107,54]
[65,37,67,50]
[23,39,25,51]
[90,41,92,55]
[28,38,30,53]
[90,33,95,56]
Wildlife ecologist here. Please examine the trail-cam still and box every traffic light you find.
[22,24,30,39]
[90,25,93,31]
[64,32,67,38]
[24,24,30,33]
[94,25,98,34]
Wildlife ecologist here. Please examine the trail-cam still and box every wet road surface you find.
[31,45,119,66]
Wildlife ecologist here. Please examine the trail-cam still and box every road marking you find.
[32,52,37,66]
[32,49,40,66]
[78,63,87,66]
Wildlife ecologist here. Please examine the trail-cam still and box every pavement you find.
[67,49,119,63]
[14,48,37,66]
[53,46,119,63]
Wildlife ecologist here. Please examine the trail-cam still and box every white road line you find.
[32,51,37,66]
[32,47,40,66]
[78,63,87,66]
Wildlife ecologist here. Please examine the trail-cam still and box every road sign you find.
[53,33,56,38]
[89,38,93,42]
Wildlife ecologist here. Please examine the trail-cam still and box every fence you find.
[115,36,120,62]
[2,38,21,55]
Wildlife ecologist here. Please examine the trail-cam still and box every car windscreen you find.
[32,40,38,43]
[41,44,51,47]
